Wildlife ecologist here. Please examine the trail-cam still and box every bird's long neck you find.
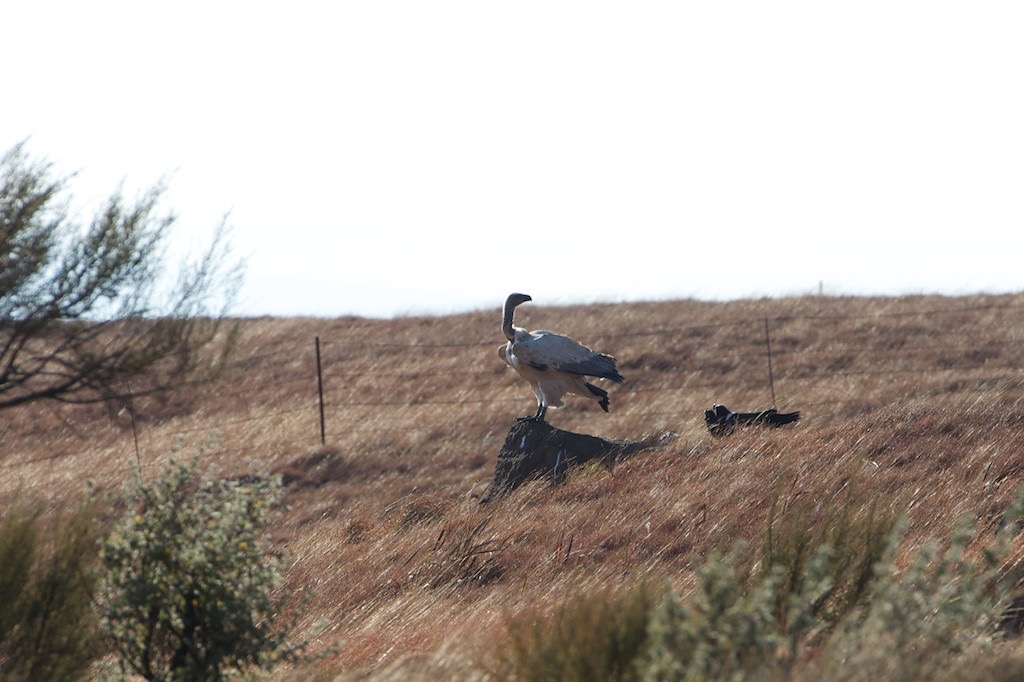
[502,301,518,341]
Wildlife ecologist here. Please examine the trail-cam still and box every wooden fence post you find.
[316,336,326,445]
[764,318,777,407]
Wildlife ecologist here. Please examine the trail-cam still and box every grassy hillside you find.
[4,293,1024,679]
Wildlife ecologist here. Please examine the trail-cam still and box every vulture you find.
[498,293,625,420]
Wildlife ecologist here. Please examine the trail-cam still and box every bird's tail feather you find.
[585,382,610,412]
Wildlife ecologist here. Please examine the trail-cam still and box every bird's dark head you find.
[506,293,532,309]
[501,293,532,340]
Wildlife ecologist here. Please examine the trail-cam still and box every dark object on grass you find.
[480,418,671,504]
[704,403,801,437]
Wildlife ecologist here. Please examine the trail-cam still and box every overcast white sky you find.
[4,2,1023,318]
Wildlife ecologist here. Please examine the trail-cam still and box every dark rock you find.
[480,418,670,504]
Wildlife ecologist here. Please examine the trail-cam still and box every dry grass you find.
[5,293,1024,678]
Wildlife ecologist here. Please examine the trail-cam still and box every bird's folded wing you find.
[514,331,620,379]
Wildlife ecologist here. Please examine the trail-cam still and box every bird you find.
[703,403,801,436]
[498,292,625,421]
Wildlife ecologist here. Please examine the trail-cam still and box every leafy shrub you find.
[0,497,104,681]
[99,459,300,681]
[758,492,901,634]
[814,513,1004,681]
[641,544,833,682]
[493,488,1024,682]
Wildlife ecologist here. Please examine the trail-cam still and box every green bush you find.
[493,488,1024,682]
[0,497,104,681]
[758,493,901,636]
[641,545,831,682]
[815,513,1004,681]
[99,459,300,681]
[640,509,1013,682]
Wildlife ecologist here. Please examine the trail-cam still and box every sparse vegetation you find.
[488,489,1024,682]
[403,514,507,589]
[0,141,242,411]
[493,583,657,682]
[4,293,1024,679]
[758,489,900,631]
[0,496,105,681]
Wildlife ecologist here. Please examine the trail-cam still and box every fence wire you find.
[4,300,1024,470]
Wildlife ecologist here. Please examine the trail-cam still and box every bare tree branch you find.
[0,141,244,411]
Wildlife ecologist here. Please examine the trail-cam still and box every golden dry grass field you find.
[5,293,1024,679]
